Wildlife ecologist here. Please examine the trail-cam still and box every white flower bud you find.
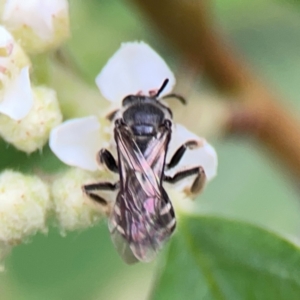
[51,168,114,234]
[0,0,70,54]
[0,170,51,246]
[0,86,62,153]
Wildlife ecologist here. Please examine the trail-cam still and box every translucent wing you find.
[109,122,176,263]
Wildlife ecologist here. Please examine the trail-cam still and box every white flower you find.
[0,27,63,152]
[0,25,32,120]
[50,42,217,197]
[0,0,70,54]
[0,86,62,153]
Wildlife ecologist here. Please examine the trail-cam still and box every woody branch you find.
[130,0,300,180]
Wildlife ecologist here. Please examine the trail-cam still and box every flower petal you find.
[96,41,175,103]
[166,124,218,181]
[49,116,102,171]
[0,66,33,120]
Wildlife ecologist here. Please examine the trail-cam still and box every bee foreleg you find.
[164,166,206,194]
[98,149,118,173]
[83,182,119,205]
[166,140,199,170]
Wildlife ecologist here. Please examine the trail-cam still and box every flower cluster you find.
[0,34,218,268]
[0,0,69,269]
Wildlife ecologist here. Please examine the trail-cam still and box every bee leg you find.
[83,182,119,205]
[164,166,206,194]
[98,149,118,173]
[166,140,199,170]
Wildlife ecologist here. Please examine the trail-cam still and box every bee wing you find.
[109,187,176,263]
[109,124,175,262]
[114,125,165,197]
[109,227,139,264]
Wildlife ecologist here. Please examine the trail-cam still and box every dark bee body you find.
[83,79,205,263]
[111,117,175,262]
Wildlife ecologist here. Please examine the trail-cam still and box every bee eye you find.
[122,95,134,107]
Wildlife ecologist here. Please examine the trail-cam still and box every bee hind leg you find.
[83,182,119,205]
[164,166,206,194]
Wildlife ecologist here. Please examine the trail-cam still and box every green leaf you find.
[151,216,300,300]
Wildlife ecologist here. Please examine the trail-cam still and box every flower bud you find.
[0,0,70,54]
[0,86,62,153]
[51,168,114,234]
[0,170,51,246]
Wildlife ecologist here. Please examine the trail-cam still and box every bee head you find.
[121,79,169,108]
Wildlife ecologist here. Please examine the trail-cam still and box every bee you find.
[83,79,206,263]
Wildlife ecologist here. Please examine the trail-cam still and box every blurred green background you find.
[1,0,300,299]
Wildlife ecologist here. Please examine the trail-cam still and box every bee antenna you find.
[156,79,169,98]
